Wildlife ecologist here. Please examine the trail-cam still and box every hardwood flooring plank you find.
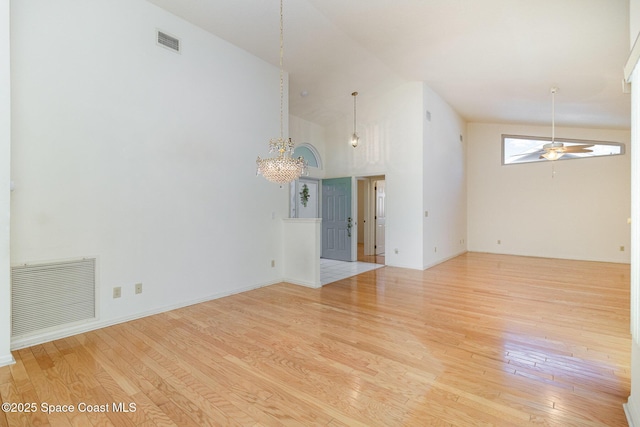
[0,253,630,425]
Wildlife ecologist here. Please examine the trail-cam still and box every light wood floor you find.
[357,243,385,265]
[0,252,631,426]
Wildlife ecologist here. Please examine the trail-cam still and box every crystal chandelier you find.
[256,0,307,185]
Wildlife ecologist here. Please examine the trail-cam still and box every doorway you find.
[319,175,386,264]
[357,175,385,265]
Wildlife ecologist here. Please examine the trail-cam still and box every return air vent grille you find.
[11,258,96,337]
[157,30,180,53]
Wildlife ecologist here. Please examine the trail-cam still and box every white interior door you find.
[375,180,386,255]
[322,177,353,261]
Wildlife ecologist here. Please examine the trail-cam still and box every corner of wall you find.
[0,0,11,365]
[627,340,640,426]
[625,399,639,427]
[631,0,640,48]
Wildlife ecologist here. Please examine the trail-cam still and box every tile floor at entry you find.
[320,258,384,285]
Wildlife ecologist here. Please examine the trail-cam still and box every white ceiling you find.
[145,0,631,129]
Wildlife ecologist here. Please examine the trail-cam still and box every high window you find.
[502,135,625,165]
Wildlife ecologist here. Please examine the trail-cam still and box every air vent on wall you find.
[11,258,96,337]
[157,30,180,53]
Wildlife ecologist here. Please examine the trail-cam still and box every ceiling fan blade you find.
[512,149,545,156]
[512,151,546,162]
[563,145,594,153]
[563,148,593,154]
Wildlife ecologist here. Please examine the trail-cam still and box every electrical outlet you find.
[394,248,399,254]
[135,283,143,294]
[620,246,625,252]
[497,240,501,245]
[113,287,121,299]
[271,260,275,267]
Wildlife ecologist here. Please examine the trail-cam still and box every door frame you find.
[358,175,385,257]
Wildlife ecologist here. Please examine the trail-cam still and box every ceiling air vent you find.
[157,30,180,53]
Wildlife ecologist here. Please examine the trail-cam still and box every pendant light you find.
[256,0,307,185]
[350,91,359,148]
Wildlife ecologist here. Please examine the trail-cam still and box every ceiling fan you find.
[512,87,594,161]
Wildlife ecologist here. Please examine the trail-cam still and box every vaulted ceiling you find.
[145,0,631,129]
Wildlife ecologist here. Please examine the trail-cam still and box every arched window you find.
[293,143,322,169]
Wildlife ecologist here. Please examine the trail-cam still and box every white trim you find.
[10,279,281,351]
[625,399,640,427]
[351,176,358,262]
[282,278,322,289]
[631,65,640,345]
[626,32,640,82]
[623,29,640,427]
[422,250,468,271]
[0,353,15,367]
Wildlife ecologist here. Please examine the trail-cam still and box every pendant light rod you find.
[351,91,359,148]
[352,91,358,132]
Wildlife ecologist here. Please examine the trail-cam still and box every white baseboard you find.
[10,279,281,351]
[0,353,15,367]
[625,399,639,427]
[422,250,468,270]
[283,277,322,289]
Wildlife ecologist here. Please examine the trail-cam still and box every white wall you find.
[290,115,326,180]
[632,0,640,48]
[282,218,321,288]
[423,85,467,268]
[324,82,425,269]
[468,123,631,263]
[321,81,467,270]
[9,0,289,347]
[0,0,12,366]
[625,19,640,424]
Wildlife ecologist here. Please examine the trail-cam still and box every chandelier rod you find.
[279,0,284,139]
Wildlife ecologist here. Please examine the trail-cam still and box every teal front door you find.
[322,177,353,261]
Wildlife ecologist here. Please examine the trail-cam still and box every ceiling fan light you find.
[542,149,564,161]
